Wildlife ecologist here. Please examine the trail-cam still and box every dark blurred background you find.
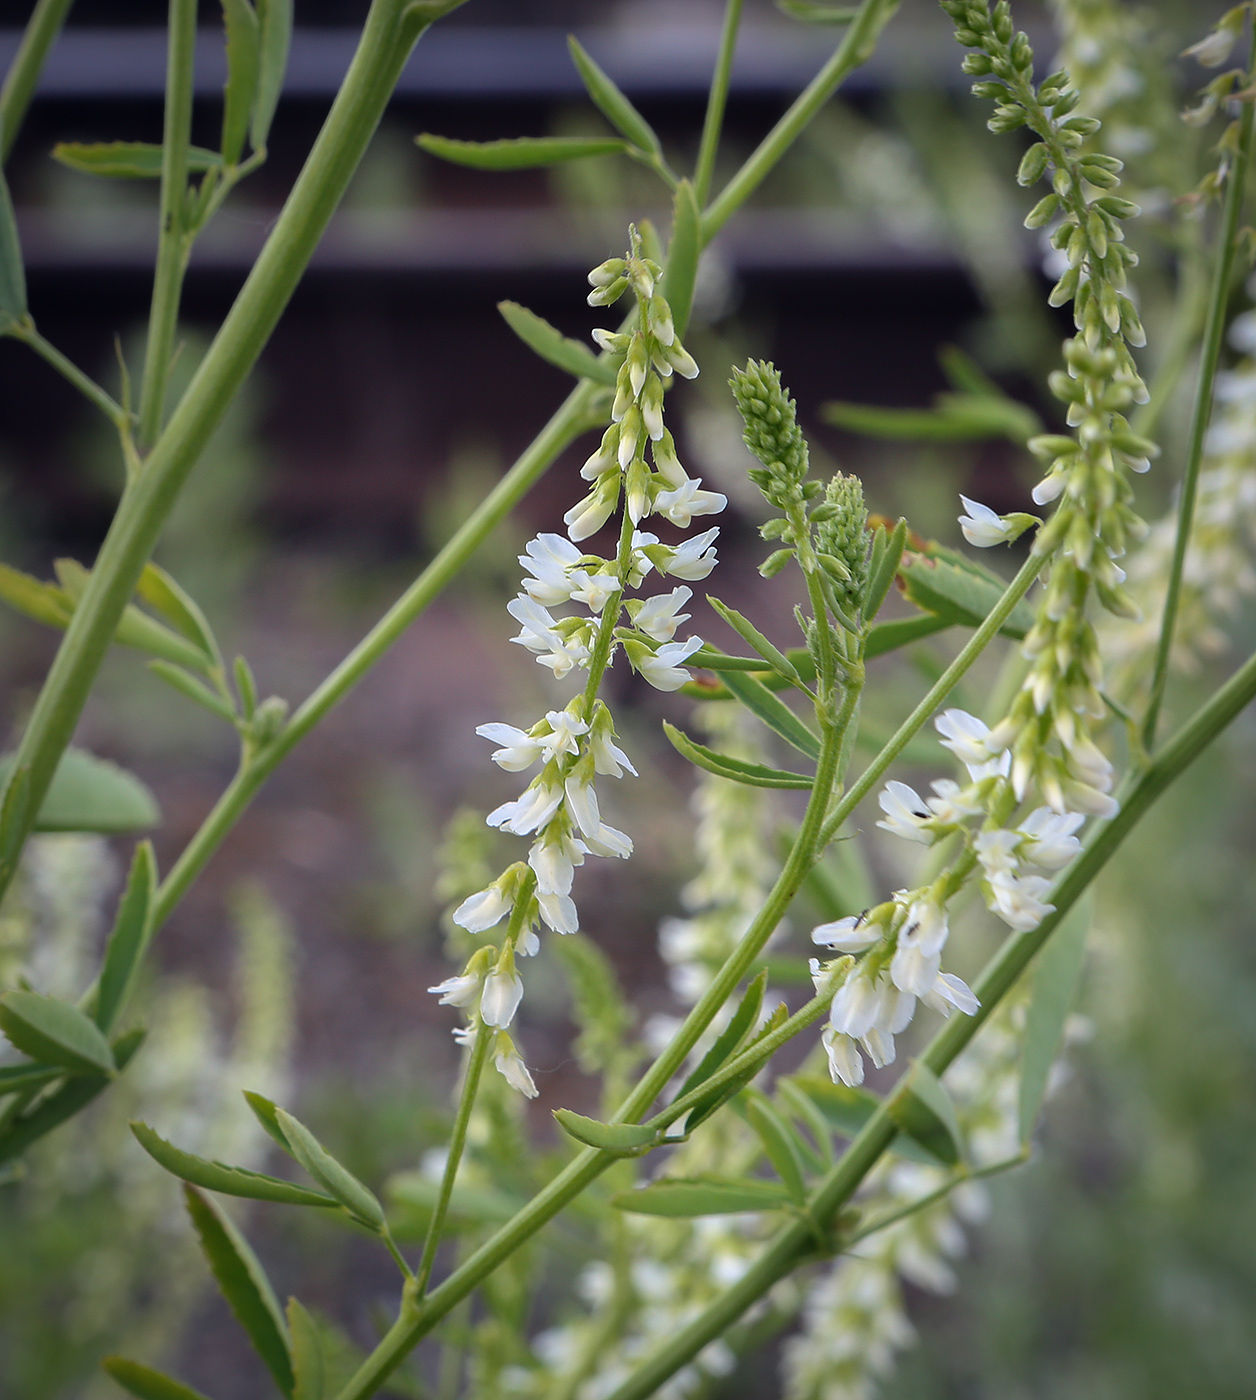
[5,2,1256,1398]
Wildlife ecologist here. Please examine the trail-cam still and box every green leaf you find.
[612,1175,791,1217]
[776,0,859,21]
[864,612,953,658]
[663,721,813,790]
[0,990,115,1076]
[938,343,1002,397]
[783,1074,941,1165]
[660,179,700,339]
[101,1357,216,1400]
[184,1185,295,1396]
[719,670,821,759]
[288,1299,325,1400]
[0,761,31,882]
[0,747,160,834]
[863,517,907,622]
[148,661,238,723]
[0,1027,144,1167]
[0,563,73,628]
[774,1078,834,1167]
[889,1063,963,1166]
[707,596,800,683]
[220,0,261,165]
[274,1107,385,1230]
[242,1089,295,1153]
[0,1061,60,1096]
[250,0,292,151]
[136,563,222,666]
[416,133,629,170]
[1018,901,1089,1143]
[52,141,222,179]
[566,38,662,157]
[95,841,156,1034]
[130,1122,340,1207]
[676,971,766,1104]
[497,301,618,386]
[822,393,1040,445]
[553,1109,656,1155]
[0,148,27,330]
[897,552,1036,639]
[743,1090,807,1205]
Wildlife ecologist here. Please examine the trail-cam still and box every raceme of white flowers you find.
[428,231,727,1093]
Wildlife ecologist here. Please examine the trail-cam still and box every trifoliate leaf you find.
[130,1122,339,1208]
[274,1108,385,1230]
[566,38,661,156]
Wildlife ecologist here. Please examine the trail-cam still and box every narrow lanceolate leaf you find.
[661,179,700,339]
[130,1123,339,1208]
[0,1061,60,1095]
[719,670,821,759]
[250,0,292,151]
[0,1028,144,1167]
[707,597,800,682]
[242,1089,294,1152]
[0,762,31,880]
[220,0,261,165]
[416,133,628,170]
[663,722,814,790]
[863,517,907,621]
[566,38,661,156]
[0,991,115,1076]
[52,142,222,179]
[897,552,1036,640]
[612,1176,791,1217]
[0,564,73,628]
[498,301,618,386]
[776,0,860,21]
[552,1110,656,1156]
[1018,901,1090,1143]
[287,1299,325,1400]
[743,1090,808,1205]
[184,1186,295,1396]
[675,971,767,1103]
[0,748,160,834]
[148,662,238,723]
[889,1063,963,1166]
[137,563,222,666]
[95,841,156,1034]
[101,1357,217,1400]
[0,151,27,329]
[822,393,1040,445]
[274,1108,385,1230]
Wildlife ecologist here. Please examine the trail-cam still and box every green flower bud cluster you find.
[812,473,870,619]
[944,0,1157,818]
[567,228,711,541]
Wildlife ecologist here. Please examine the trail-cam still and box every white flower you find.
[901,898,949,956]
[537,890,579,934]
[493,1031,538,1098]
[958,495,1017,547]
[632,586,692,642]
[654,478,728,528]
[428,970,483,1008]
[974,828,1020,880]
[475,722,545,772]
[660,527,720,581]
[935,708,1011,781]
[539,709,589,763]
[829,968,914,1041]
[481,955,524,1029]
[1183,27,1236,67]
[563,774,633,858]
[589,719,637,777]
[652,431,688,488]
[630,636,705,691]
[890,940,940,998]
[519,533,582,605]
[451,883,512,932]
[487,780,564,836]
[876,780,935,844]
[986,870,1055,931]
[923,972,979,1017]
[811,915,880,953]
[1017,808,1084,869]
[925,778,984,825]
[506,596,588,677]
[564,485,618,542]
[567,569,620,614]
[822,1026,865,1087]
[528,827,586,895]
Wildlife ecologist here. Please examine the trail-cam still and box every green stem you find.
[693,0,744,207]
[580,507,636,717]
[0,0,75,162]
[6,322,127,426]
[598,641,1256,1400]
[0,0,441,911]
[819,549,1045,847]
[414,1018,492,1296]
[1141,34,1256,749]
[702,0,902,238]
[137,0,197,448]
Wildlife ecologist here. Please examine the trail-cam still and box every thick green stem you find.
[1141,42,1256,748]
[0,0,438,909]
[415,1018,492,1296]
[702,0,901,238]
[136,0,197,447]
[599,641,1256,1400]
[0,0,75,162]
[693,0,744,206]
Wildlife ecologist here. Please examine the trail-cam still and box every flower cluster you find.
[428,235,726,1092]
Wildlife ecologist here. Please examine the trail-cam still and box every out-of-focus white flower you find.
[986,870,1055,931]
[876,780,936,844]
[1017,807,1084,868]
[958,494,1016,547]
[451,882,512,933]
[481,946,524,1029]
[936,708,1011,781]
[812,915,880,953]
[487,780,564,836]
[492,1030,538,1098]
